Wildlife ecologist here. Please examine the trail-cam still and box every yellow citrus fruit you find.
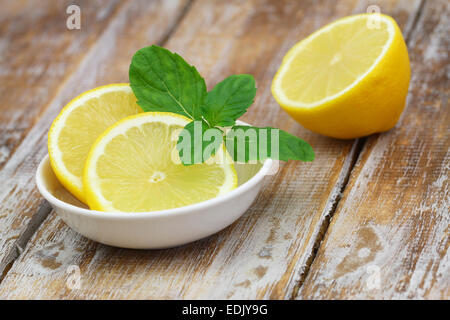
[83,112,238,212]
[48,84,142,203]
[272,14,410,139]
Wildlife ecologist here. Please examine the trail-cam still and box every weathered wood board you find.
[0,0,123,276]
[299,0,449,300]
[0,0,426,299]
[0,0,190,275]
[0,0,123,169]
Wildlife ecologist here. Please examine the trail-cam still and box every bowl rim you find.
[36,154,273,220]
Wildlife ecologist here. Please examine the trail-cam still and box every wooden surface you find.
[0,0,447,299]
[299,0,449,299]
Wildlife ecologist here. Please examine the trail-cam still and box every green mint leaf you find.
[128,45,314,165]
[177,120,223,165]
[225,126,315,162]
[129,45,206,119]
[202,74,256,127]
[277,129,315,161]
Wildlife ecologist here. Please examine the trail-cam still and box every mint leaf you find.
[202,75,256,127]
[277,129,315,161]
[225,126,315,162]
[177,120,223,165]
[128,45,315,166]
[129,45,206,119]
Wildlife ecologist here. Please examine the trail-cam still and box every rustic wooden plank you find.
[0,0,191,276]
[298,0,449,300]
[0,0,124,276]
[0,0,123,169]
[0,0,422,299]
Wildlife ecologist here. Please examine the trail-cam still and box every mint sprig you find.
[129,45,315,165]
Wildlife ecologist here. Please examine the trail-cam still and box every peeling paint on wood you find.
[298,0,449,300]
[0,0,430,299]
[0,0,123,169]
[0,0,190,275]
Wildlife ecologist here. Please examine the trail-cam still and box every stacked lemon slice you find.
[48,84,237,212]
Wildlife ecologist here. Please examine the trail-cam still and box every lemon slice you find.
[48,84,142,202]
[272,14,410,139]
[83,112,238,212]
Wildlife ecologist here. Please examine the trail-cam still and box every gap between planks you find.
[289,0,426,298]
[289,138,366,299]
[0,0,426,298]
[0,0,195,283]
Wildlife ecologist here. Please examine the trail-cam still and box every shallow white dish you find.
[36,154,272,249]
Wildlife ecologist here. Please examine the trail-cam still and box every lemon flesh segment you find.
[272,14,410,139]
[83,113,238,213]
[280,16,391,104]
[48,84,142,203]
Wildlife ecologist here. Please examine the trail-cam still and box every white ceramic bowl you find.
[36,154,272,249]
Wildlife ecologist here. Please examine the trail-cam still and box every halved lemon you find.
[272,14,410,139]
[48,84,142,203]
[83,112,238,212]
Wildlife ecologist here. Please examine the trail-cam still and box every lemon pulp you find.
[83,112,237,212]
[272,14,410,139]
[280,16,391,105]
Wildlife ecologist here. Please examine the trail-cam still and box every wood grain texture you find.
[0,0,123,169]
[0,0,423,299]
[0,0,123,276]
[0,0,190,275]
[298,0,449,300]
